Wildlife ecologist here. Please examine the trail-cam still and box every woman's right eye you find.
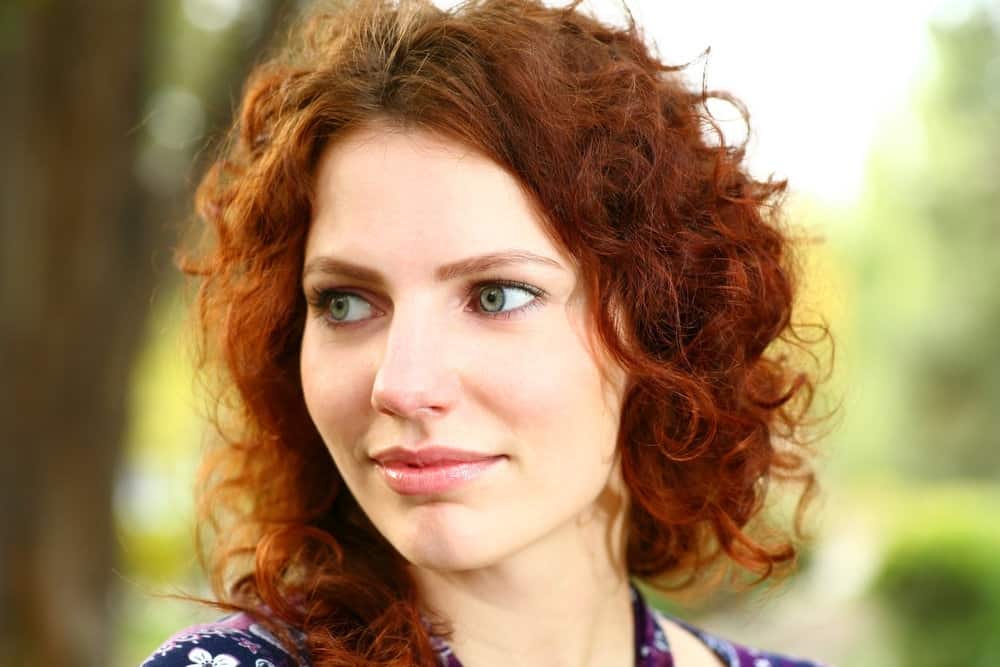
[314,290,376,327]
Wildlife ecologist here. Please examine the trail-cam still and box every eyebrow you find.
[302,250,565,284]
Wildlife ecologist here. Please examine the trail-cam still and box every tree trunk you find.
[0,1,292,663]
[1,2,152,664]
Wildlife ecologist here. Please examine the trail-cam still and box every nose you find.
[370,303,458,419]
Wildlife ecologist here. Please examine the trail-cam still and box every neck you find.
[412,482,634,667]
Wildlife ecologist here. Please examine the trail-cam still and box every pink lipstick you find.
[371,446,505,495]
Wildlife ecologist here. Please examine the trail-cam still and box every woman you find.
[142,0,827,665]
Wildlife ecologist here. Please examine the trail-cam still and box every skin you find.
[299,124,721,666]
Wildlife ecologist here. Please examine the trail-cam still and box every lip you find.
[371,446,506,496]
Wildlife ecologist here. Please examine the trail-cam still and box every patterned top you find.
[140,585,825,667]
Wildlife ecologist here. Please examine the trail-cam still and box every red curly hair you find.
[181,0,824,664]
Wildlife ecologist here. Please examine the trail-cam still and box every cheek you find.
[484,318,622,456]
[299,327,373,445]
[475,332,578,427]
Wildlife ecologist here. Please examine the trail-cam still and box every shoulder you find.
[139,612,309,667]
[655,610,829,667]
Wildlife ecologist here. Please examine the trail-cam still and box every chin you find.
[391,506,510,572]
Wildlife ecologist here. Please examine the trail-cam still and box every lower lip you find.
[375,457,505,495]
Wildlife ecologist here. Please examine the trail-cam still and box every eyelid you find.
[306,277,547,330]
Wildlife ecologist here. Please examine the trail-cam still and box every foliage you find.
[873,485,1000,667]
[841,8,1000,480]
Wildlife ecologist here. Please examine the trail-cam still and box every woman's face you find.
[300,125,629,572]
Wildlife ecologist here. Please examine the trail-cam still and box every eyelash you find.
[306,277,547,330]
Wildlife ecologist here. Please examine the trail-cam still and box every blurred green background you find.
[2,1,998,665]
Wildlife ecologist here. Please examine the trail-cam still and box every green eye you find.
[479,286,505,313]
[326,292,373,323]
[477,283,536,314]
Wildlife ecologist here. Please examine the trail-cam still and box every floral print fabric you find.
[140,612,302,667]
[632,586,826,667]
[141,585,826,666]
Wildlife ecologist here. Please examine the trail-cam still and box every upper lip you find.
[371,446,502,466]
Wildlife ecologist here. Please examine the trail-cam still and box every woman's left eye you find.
[472,281,543,317]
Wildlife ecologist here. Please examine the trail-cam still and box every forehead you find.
[307,125,570,265]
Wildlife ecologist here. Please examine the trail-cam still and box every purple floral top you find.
[140,585,826,667]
